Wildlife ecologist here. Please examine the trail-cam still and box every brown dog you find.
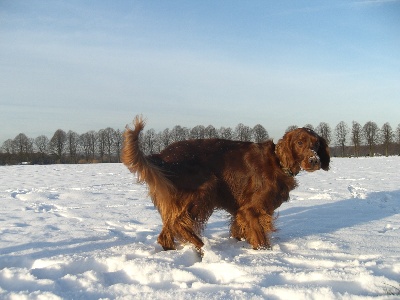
[122,116,330,250]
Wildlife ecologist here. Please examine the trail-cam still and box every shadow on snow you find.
[276,189,400,240]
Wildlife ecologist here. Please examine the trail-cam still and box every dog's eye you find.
[297,141,303,146]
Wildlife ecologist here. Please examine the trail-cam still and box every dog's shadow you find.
[201,190,400,253]
[275,189,400,241]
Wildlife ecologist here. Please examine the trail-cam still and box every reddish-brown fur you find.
[122,116,330,250]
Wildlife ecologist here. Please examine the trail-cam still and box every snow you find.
[1,157,400,299]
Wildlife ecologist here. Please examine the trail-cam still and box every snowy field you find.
[1,157,400,299]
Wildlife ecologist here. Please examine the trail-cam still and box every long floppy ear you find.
[276,131,298,175]
[317,136,330,171]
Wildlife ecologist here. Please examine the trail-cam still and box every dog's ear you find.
[317,136,330,171]
[276,131,298,175]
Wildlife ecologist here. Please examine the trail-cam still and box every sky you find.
[1,0,399,144]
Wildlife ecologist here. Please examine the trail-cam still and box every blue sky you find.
[1,0,399,144]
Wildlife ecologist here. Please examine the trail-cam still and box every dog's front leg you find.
[233,206,274,250]
[157,226,176,250]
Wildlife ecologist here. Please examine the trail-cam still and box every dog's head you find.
[275,128,330,176]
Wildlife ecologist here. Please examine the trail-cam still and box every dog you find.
[122,116,330,250]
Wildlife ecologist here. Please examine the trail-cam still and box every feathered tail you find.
[121,115,176,205]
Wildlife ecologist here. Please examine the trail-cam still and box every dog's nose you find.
[309,156,320,168]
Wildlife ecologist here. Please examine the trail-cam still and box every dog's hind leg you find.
[173,180,217,250]
[173,211,204,250]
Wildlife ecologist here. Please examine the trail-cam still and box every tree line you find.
[1,120,399,165]
[0,128,124,165]
[290,121,400,158]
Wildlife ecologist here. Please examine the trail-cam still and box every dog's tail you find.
[121,115,176,201]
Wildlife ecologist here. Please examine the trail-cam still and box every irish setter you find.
[122,116,330,251]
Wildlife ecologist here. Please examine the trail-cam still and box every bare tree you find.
[14,133,33,162]
[170,125,189,143]
[160,128,171,149]
[97,129,106,162]
[235,123,252,141]
[285,125,298,133]
[80,131,97,162]
[204,125,218,139]
[142,128,156,155]
[66,130,80,163]
[153,132,164,153]
[35,135,49,153]
[351,121,362,157]
[396,124,400,155]
[35,135,49,164]
[1,139,16,164]
[13,133,26,155]
[334,121,349,157]
[190,125,205,139]
[49,129,67,163]
[80,132,91,162]
[315,122,332,145]
[219,127,233,140]
[363,121,380,157]
[88,131,98,162]
[381,122,393,157]
[113,129,123,162]
[304,124,314,131]
[103,127,116,162]
[1,139,15,155]
[253,124,269,142]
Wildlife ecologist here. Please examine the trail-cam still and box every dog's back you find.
[147,138,254,190]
